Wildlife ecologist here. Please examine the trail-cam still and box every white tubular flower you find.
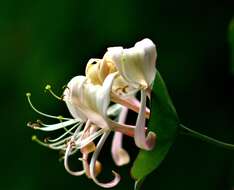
[27,73,139,188]
[63,72,121,188]
[27,38,157,188]
[104,38,157,150]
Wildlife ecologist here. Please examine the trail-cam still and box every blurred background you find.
[0,0,233,189]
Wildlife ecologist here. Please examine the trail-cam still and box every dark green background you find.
[0,0,233,189]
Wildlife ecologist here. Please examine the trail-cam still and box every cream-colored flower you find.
[27,72,138,188]
[104,38,156,89]
[27,38,157,189]
[86,38,157,150]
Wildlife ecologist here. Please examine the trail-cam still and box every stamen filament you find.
[33,119,82,131]
[32,135,66,150]
[76,128,107,149]
[45,84,64,101]
[47,123,81,143]
[26,93,71,120]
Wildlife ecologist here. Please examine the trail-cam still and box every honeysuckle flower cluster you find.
[27,38,157,188]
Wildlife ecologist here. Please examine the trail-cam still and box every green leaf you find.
[131,72,179,182]
[228,18,234,75]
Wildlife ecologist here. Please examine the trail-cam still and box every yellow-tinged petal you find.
[105,38,157,89]
[63,76,87,121]
[64,73,118,129]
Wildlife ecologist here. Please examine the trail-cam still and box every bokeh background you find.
[0,0,233,189]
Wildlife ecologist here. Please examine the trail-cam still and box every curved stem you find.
[179,124,234,150]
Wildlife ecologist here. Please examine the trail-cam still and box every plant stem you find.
[179,124,234,150]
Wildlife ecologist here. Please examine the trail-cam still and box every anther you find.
[44,137,49,143]
[44,84,63,101]
[57,115,64,121]
[31,135,37,141]
[27,122,40,129]
[45,84,51,91]
[36,119,42,124]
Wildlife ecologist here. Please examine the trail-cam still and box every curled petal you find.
[111,132,130,166]
[111,106,130,166]
[90,131,121,188]
[64,143,85,176]
[134,90,156,150]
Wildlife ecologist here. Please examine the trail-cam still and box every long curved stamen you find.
[29,119,82,131]
[65,120,92,155]
[46,136,71,147]
[64,142,85,176]
[45,84,64,101]
[32,136,67,150]
[47,123,81,143]
[134,90,156,150]
[63,119,87,175]
[76,128,106,149]
[26,93,71,120]
[111,106,130,166]
[90,131,120,188]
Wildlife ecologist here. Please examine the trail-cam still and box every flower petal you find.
[90,131,121,188]
[77,72,117,128]
[134,38,157,86]
[63,76,87,121]
[97,72,118,115]
[105,38,157,89]
[111,106,130,166]
[64,143,85,176]
[134,90,156,150]
[111,132,130,166]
